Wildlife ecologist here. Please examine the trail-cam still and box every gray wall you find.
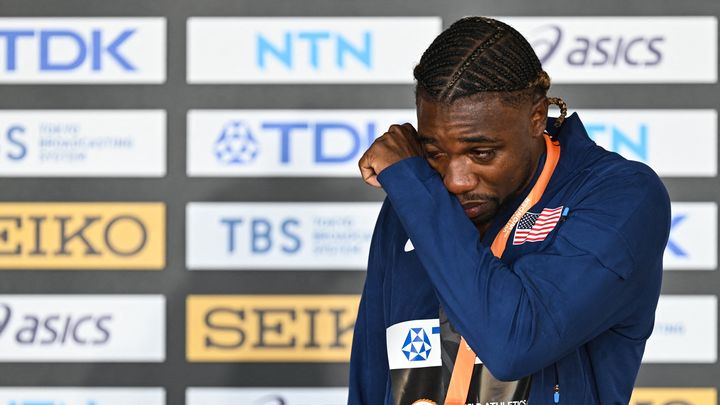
[0,0,717,404]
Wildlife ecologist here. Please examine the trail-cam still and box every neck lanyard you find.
[444,134,561,405]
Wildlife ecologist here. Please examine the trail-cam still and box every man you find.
[349,16,670,405]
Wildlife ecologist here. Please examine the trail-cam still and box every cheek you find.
[482,154,530,194]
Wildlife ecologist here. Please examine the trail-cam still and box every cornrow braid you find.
[414,16,568,128]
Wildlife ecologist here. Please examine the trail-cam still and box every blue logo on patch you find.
[402,327,432,361]
[214,121,259,164]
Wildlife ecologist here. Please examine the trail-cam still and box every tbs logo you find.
[221,216,301,254]
[531,24,664,67]
[0,304,111,346]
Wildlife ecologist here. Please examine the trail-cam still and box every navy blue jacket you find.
[348,114,671,404]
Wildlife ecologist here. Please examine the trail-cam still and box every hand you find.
[358,123,424,188]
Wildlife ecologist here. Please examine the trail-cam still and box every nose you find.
[443,158,478,195]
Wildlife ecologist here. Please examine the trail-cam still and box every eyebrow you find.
[416,133,498,144]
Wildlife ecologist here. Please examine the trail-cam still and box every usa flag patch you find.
[513,206,564,245]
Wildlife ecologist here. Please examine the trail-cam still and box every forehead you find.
[416,95,529,137]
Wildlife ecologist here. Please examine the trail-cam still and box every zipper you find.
[553,363,561,403]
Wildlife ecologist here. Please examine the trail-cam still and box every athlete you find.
[349,17,670,405]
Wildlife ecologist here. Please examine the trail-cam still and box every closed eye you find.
[470,149,495,161]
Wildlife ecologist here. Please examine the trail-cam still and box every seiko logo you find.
[0,214,147,257]
[187,295,359,361]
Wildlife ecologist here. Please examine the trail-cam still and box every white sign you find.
[187,109,414,177]
[574,110,717,177]
[0,110,166,177]
[664,203,717,270]
[187,17,441,83]
[644,295,717,363]
[499,17,717,83]
[0,388,165,405]
[0,295,165,362]
[186,388,348,405]
[186,203,381,270]
[0,18,166,83]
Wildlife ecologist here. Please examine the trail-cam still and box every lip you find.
[461,200,489,218]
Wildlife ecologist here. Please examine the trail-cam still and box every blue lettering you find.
[92,29,136,71]
[314,122,361,163]
[280,219,301,253]
[257,32,292,69]
[585,124,605,142]
[40,30,86,71]
[586,123,648,162]
[298,31,331,69]
[337,31,371,68]
[6,125,27,160]
[0,30,33,71]
[251,218,272,253]
[261,122,308,164]
[666,214,688,258]
[256,31,373,70]
[220,218,243,253]
[0,29,136,72]
[612,125,648,161]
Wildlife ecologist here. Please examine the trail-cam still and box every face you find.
[416,94,548,232]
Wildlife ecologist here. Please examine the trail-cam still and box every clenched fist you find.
[358,123,424,188]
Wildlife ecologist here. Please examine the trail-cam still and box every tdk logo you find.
[0,18,166,83]
[221,217,301,254]
[667,213,688,258]
[255,120,376,164]
[0,29,136,72]
[257,31,372,70]
[531,24,663,67]
[0,303,111,346]
[188,110,416,177]
[215,121,259,165]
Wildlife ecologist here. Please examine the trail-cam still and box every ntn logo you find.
[585,123,648,161]
[257,31,371,69]
[0,29,136,71]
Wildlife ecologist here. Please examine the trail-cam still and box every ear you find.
[529,97,549,138]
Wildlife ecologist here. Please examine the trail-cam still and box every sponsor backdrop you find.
[0,0,717,404]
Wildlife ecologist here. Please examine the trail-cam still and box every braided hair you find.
[414,16,567,127]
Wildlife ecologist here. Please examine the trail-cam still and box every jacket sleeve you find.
[377,157,671,381]
[348,201,391,404]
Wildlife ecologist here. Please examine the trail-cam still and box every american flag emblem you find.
[513,206,564,245]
